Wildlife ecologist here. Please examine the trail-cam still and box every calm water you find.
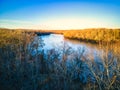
[41,34,95,50]
[39,34,118,65]
[40,34,102,59]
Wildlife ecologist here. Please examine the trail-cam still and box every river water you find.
[40,34,102,59]
[41,34,95,50]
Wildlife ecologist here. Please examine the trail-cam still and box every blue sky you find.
[0,0,120,29]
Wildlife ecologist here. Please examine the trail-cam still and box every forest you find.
[0,28,120,90]
[25,28,120,43]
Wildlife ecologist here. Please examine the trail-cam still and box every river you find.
[40,34,102,59]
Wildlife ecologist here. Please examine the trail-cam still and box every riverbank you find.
[1,28,120,45]
[35,28,120,44]
[62,29,120,44]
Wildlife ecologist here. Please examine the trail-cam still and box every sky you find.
[0,0,120,30]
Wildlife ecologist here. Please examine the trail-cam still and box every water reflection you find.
[40,34,102,59]
[41,34,64,50]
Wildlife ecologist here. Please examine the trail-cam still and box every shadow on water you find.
[0,34,120,90]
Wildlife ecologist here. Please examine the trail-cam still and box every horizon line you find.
[0,27,120,30]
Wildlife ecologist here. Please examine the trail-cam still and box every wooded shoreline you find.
[28,28,120,44]
[0,28,120,47]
